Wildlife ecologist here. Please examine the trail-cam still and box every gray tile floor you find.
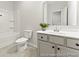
[0,44,38,57]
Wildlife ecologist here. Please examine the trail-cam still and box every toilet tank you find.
[23,30,32,39]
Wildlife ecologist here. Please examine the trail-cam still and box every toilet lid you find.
[16,37,28,43]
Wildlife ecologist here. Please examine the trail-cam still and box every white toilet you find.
[15,30,33,52]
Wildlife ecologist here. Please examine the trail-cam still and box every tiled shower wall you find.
[47,25,79,32]
[0,2,15,33]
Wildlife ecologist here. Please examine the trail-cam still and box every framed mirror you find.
[42,1,78,26]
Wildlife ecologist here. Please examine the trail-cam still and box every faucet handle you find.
[54,25,59,32]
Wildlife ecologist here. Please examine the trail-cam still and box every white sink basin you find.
[45,30,77,35]
[46,30,64,34]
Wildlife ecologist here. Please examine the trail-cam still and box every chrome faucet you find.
[54,25,59,32]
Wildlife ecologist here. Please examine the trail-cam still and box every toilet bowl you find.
[16,37,28,47]
[15,30,32,52]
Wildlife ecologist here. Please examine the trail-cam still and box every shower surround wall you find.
[0,2,15,33]
[0,1,43,47]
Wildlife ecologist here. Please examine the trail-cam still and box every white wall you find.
[0,1,15,33]
[14,1,42,46]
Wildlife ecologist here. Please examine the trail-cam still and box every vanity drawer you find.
[67,39,79,49]
[49,35,65,45]
[37,34,48,41]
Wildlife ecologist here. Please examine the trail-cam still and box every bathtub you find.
[0,32,19,48]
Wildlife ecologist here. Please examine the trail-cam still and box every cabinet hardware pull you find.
[52,46,54,48]
[57,48,60,50]
[41,36,43,38]
[76,43,79,46]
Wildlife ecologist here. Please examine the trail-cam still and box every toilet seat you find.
[16,37,28,43]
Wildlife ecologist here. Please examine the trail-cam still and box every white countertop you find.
[37,30,79,39]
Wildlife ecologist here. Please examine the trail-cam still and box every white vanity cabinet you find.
[56,46,67,57]
[38,41,56,57]
[37,32,79,57]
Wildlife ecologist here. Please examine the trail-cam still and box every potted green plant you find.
[40,23,48,31]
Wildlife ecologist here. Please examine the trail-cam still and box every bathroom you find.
[0,0,79,57]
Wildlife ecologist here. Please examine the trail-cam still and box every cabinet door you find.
[56,46,67,57]
[57,45,79,57]
[49,36,64,45]
[67,48,79,57]
[39,41,55,57]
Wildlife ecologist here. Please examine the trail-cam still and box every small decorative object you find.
[40,23,48,31]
